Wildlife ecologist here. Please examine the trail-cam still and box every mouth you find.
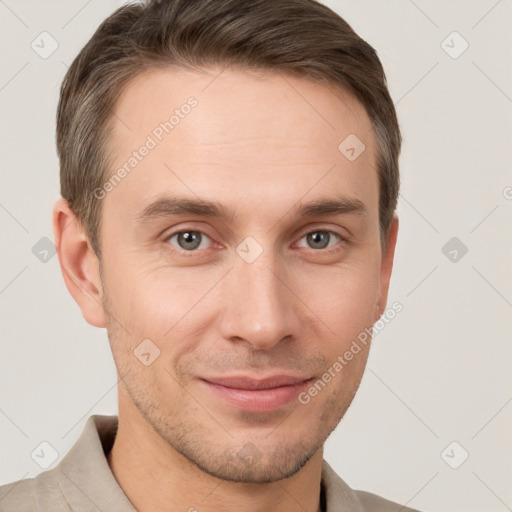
[198,374,314,413]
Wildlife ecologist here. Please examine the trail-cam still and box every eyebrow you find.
[134,195,367,226]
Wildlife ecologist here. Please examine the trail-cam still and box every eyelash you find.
[163,227,348,257]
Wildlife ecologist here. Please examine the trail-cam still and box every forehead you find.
[104,66,378,226]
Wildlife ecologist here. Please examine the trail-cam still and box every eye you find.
[164,228,346,256]
[166,230,213,252]
[296,230,343,251]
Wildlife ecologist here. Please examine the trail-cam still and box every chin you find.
[188,444,319,484]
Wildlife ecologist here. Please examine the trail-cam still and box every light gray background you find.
[1,1,511,511]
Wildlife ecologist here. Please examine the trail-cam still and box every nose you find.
[218,247,300,351]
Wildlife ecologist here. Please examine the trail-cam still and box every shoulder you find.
[0,467,69,512]
[354,489,423,512]
[0,479,33,512]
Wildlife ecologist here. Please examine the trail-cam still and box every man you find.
[0,0,422,511]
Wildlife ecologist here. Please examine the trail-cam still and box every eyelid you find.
[296,222,351,240]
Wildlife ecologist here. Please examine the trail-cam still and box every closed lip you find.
[200,374,313,390]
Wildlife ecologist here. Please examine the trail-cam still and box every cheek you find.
[110,263,216,342]
[104,241,381,350]
[294,260,380,336]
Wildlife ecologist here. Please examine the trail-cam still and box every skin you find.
[53,66,398,512]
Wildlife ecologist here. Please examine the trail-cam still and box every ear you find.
[52,198,106,328]
[374,214,399,322]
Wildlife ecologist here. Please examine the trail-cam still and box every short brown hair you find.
[56,0,401,258]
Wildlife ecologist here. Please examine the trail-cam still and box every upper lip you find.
[201,375,312,390]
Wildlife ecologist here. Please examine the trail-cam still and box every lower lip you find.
[199,379,312,413]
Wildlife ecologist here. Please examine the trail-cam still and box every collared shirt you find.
[0,415,422,512]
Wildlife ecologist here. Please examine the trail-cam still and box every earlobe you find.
[52,198,107,328]
[375,215,399,322]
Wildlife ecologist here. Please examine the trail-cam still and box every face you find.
[93,66,395,482]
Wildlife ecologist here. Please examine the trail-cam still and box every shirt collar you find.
[57,415,136,512]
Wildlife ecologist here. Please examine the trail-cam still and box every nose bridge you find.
[219,243,297,349]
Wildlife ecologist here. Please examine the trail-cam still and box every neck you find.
[107,388,324,512]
